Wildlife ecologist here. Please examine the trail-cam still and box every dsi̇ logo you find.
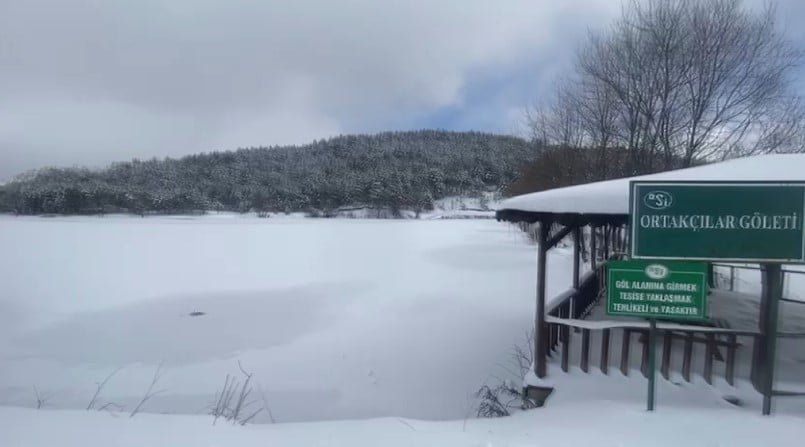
[643,191,673,210]
[645,264,669,280]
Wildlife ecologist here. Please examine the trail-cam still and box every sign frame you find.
[629,180,805,263]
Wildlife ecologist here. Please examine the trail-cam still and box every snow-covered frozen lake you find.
[0,215,568,422]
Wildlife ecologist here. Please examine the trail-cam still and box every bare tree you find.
[576,70,619,178]
[678,1,802,164]
[532,0,804,173]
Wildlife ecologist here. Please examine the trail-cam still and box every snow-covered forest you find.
[0,130,535,216]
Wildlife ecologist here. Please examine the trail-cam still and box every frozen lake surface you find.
[0,215,560,422]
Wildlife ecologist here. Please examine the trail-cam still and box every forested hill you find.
[0,130,537,216]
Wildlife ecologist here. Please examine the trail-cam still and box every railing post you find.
[620,329,631,376]
[660,330,672,380]
[581,329,591,373]
[641,330,650,378]
[600,328,611,374]
[704,333,715,385]
[726,334,737,386]
[682,332,693,382]
[561,323,570,373]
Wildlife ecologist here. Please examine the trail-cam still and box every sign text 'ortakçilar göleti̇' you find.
[630,182,805,262]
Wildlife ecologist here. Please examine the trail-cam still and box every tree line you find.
[0,130,537,216]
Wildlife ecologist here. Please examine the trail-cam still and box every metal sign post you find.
[647,318,657,411]
[762,264,783,415]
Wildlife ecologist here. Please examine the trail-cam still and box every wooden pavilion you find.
[495,154,805,411]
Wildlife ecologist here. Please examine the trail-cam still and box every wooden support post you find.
[572,226,581,318]
[603,225,610,259]
[726,334,737,386]
[581,329,591,373]
[590,226,598,270]
[561,324,570,373]
[682,332,693,382]
[704,333,715,385]
[620,329,631,376]
[660,330,672,380]
[534,222,550,378]
[600,328,610,375]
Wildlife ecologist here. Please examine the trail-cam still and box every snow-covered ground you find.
[2,214,805,446]
[4,394,805,447]
[0,214,552,422]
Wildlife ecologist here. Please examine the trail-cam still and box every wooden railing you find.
[545,315,759,385]
[544,262,762,385]
[536,230,805,407]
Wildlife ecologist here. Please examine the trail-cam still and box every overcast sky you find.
[1,0,804,181]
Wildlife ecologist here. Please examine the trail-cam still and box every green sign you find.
[630,181,805,262]
[607,260,708,320]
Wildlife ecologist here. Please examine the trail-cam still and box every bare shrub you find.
[130,362,166,417]
[476,328,538,418]
[32,386,54,410]
[87,366,124,411]
[209,361,263,425]
[510,328,535,378]
[475,382,523,418]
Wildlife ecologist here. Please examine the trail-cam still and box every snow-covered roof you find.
[496,154,805,222]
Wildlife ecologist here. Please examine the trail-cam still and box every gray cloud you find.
[0,0,676,180]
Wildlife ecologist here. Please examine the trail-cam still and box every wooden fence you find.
[544,260,761,385]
